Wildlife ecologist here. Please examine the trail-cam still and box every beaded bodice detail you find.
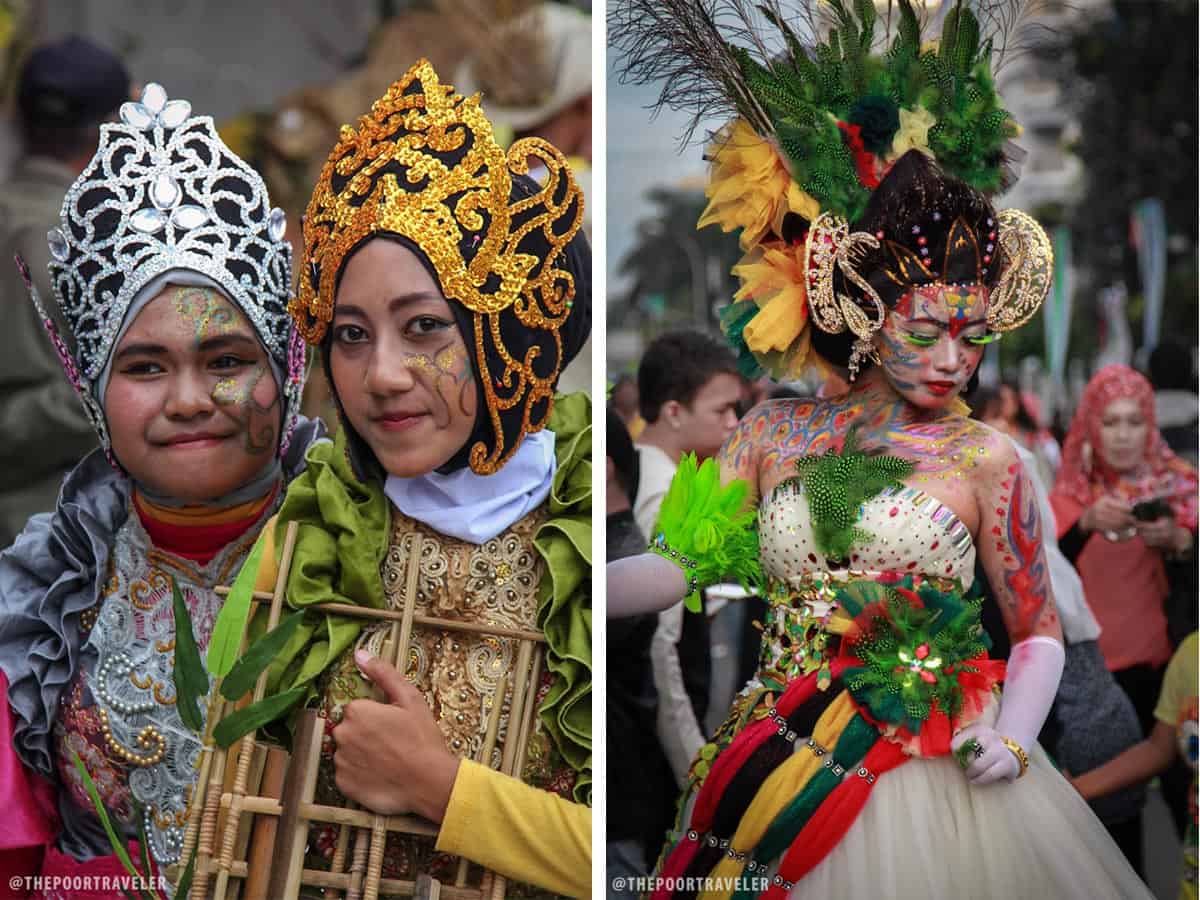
[54,505,267,866]
[754,480,975,686]
[759,480,975,587]
[310,506,576,886]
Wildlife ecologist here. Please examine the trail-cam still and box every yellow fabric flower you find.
[698,119,820,250]
[889,106,936,161]
[733,242,809,354]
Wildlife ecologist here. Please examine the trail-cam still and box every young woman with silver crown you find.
[0,83,320,891]
[609,2,1153,897]
[241,59,592,897]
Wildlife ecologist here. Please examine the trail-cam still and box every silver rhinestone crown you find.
[23,83,304,458]
[47,82,293,379]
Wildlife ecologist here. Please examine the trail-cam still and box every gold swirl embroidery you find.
[381,513,545,762]
[98,709,166,767]
[153,683,176,706]
[129,568,170,611]
[130,671,153,690]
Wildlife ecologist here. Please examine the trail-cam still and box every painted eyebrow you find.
[113,341,168,360]
[113,333,259,360]
[334,293,445,319]
[197,333,259,352]
[905,316,989,328]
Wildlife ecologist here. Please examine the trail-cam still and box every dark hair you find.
[637,330,739,422]
[813,151,1004,371]
[965,384,1002,422]
[1148,339,1197,392]
[607,408,640,499]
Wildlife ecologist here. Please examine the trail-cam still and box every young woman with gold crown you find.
[0,83,319,893]
[608,2,1153,897]
[239,59,591,897]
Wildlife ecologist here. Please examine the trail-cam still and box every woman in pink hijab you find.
[1051,364,1197,734]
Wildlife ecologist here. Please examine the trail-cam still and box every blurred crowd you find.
[607,329,1199,895]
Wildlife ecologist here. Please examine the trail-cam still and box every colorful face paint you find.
[173,287,240,346]
[212,363,279,455]
[104,286,280,501]
[874,284,991,410]
[329,239,479,478]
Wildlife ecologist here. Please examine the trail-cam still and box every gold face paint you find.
[173,287,239,346]
[211,363,277,455]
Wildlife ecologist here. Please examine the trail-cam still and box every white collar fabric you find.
[383,429,557,544]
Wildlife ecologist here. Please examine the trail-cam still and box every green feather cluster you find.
[733,0,1016,219]
[649,453,763,612]
[839,576,990,734]
[793,427,913,561]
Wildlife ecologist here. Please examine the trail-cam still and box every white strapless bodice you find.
[758,479,976,588]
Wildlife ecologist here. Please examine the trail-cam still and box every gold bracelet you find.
[1000,736,1029,778]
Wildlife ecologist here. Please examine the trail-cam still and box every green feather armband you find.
[647,453,762,612]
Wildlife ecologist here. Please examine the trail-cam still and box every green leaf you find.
[220,611,305,701]
[70,750,147,895]
[171,578,208,734]
[213,687,305,748]
[175,844,198,899]
[136,817,158,900]
[207,535,266,678]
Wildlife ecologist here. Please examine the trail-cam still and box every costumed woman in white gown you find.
[608,2,1154,897]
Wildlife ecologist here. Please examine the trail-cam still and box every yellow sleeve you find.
[1154,632,1198,727]
[253,514,281,593]
[435,759,591,898]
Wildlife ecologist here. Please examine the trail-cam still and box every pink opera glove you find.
[606,553,688,618]
[0,671,60,889]
[951,635,1065,785]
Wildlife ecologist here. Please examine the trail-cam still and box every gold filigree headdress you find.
[291,59,585,474]
[803,205,1053,378]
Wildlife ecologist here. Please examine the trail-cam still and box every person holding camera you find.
[1051,364,1197,735]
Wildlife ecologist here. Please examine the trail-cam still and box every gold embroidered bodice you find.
[309,505,575,889]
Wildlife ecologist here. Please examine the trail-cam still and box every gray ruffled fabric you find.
[0,449,128,777]
[0,414,326,781]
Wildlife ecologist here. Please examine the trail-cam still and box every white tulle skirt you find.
[787,703,1154,900]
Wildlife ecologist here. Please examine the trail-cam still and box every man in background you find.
[633,330,741,789]
[0,36,130,547]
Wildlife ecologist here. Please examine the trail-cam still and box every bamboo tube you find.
[363,552,421,900]
[346,825,370,900]
[327,817,353,900]
[415,873,442,900]
[477,643,535,900]
[455,672,509,887]
[498,641,534,777]
[217,795,439,835]
[212,588,547,644]
[511,649,543,780]
[192,859,481,900]
[226,741,268,900]
[267,709,326,900]
[211,523,296,900]
[241,746,288,900]
[190,702,231,899]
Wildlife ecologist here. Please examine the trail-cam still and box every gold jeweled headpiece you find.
[291,59,585,474]
[803,206,1053,380]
